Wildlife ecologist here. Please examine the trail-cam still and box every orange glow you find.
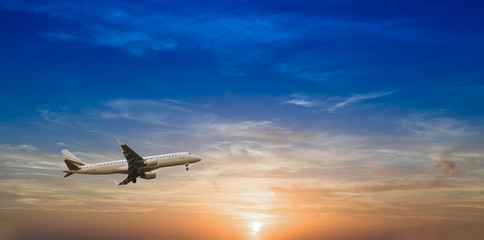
[1,125,483,240]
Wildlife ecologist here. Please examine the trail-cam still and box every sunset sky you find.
[1,0,484,239]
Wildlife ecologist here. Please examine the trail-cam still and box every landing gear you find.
[132,178,137,183]
[185,163,189,171]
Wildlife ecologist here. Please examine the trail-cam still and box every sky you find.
[1,0,484,239]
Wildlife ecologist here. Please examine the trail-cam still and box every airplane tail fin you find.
[62,149,86,171]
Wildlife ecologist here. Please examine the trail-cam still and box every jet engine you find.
[141,172,156,179]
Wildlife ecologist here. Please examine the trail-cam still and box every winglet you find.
[116,139,124,145]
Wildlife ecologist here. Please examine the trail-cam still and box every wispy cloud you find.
[3,1,293,57]
[377,167,403,177]
[39,26,178,56]
[283,93,316,107]
[91,29,178,56]
[0,143,63,170]
[37,99,195,129]
[1,1,424,59]
[399,114,468,138]
[0,144,36,151]
[284,91,396,113]
[327,91,395,113]
[98,98,193,125]
[38,106,70,124]
[202,120,290,143]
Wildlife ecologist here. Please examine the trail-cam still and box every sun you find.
[252,222,261,233]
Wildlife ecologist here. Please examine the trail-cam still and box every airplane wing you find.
[116,139,146,185]
[117,173,138,185]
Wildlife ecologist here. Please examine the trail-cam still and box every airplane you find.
[62,139,202,185]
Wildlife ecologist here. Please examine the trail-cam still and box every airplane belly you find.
[116,166,128,173]
[95,168,111,174]
[78,168,97,174]
[158,158,186,167]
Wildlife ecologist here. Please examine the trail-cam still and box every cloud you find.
[433,160,459,177]
[3,1,293,57]
[284,99,314,107]
[0,160,11,169]
[32,2,179,56]
[104,98,191,113]
[3,104,484,240]
[37,105,71,125]
[267,177,483,220]
[428,152,482,178]
[399,114,468,138]
[327,91,395,113]
[56,142,68,147]
[2,0,424,59]
[276,17,424,83]
[90,29,178,56]
[98,98,193,126]
[37,99,196,131]
[0,144,64,171]
[284,91,396,113]
[377,167,403,177]
[0,144,36,151]
[12,95,484,233]
[39,28,178,56]
[202,120,290,143]
[283,93,316,107]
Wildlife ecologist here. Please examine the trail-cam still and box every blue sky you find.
[1,1,484,239]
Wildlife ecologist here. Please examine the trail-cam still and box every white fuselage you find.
[68,152,201,175]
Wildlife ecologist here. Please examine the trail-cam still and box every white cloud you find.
[399,114,468,138]
[327,91,395,113]
[14,1,293,57]
[89,29,178,56]
[97,98,193,126]
[38,108,67,123]
[8,1,421,57]
[283,93,316,108]
[0,144,36,151]
[284,99,315,107]
[0,144,65,170]
[284,91,396,113]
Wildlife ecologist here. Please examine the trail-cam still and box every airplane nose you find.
[194,154,202,162]
[188,152,202,162]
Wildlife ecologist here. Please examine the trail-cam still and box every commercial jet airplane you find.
[62,139,202,185]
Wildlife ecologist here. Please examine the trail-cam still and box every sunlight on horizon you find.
[252,222,261,233]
